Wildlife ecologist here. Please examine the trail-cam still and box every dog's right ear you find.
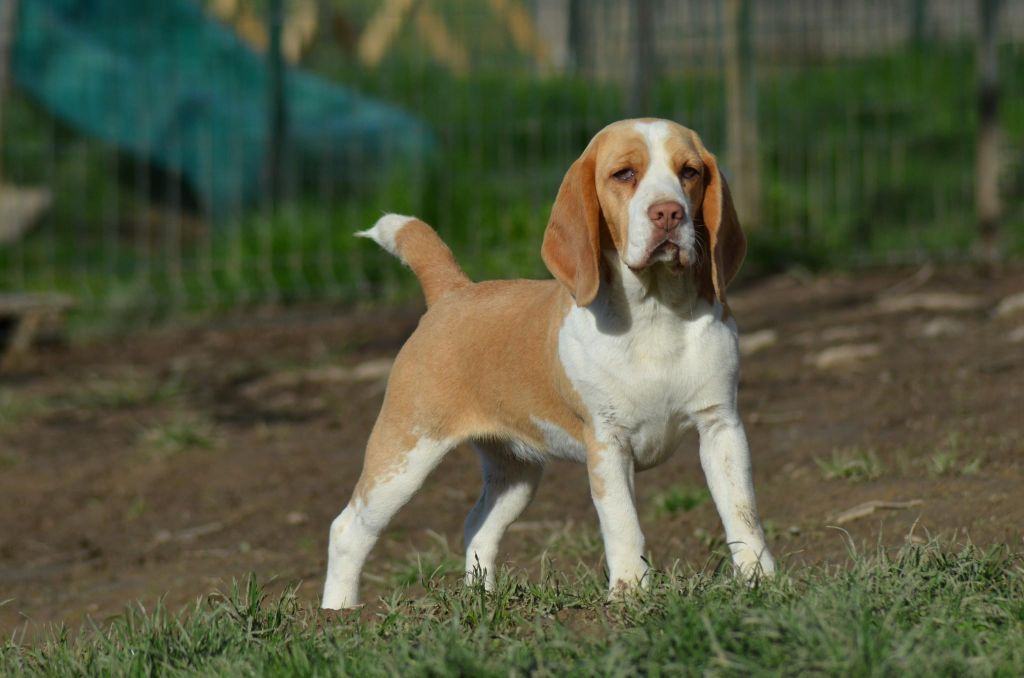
[542,152,602,307]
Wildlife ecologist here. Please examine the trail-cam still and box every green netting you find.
[10,0,434,218]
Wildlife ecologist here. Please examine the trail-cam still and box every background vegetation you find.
[1,31,1022,328]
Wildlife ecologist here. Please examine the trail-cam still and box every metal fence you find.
[0,0,1021,326]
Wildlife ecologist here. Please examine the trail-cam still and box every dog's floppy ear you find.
[695,147,746,307]
[542,151,602,307]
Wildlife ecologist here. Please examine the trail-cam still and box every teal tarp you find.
[11,0,434,217]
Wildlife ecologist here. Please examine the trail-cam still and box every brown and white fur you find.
[321,118,775,610]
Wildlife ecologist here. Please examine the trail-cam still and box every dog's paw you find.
[606,563,650,602]
[321,580,362,610]
[320,597,363,611]
[733,548,776,582]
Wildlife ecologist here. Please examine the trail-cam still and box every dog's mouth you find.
[652,240,680,260]
[629,240,689,273]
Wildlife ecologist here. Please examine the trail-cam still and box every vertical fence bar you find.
[267,0,287,209]
[568,0,586,76]
[975,0,1002,266]
[627,0,655,117]
[0,0,21,184]
[723,0,761,229]
[910,0,929,49]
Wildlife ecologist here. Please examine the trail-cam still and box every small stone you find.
[808,343,880,369]
[878,292,985,313]
[240,358,394,400]
[1008,326,1024,343]
[285,511,308,525]
[994,291,1024,318]
[919,317,966,339]
[739,329,777,356]
[347,358,394,381]
[820,325,873,343]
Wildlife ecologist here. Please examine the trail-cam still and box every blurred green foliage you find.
[0,44,1021,329]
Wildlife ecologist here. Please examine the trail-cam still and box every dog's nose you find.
[647,201,684,231]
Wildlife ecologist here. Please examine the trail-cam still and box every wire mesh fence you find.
[0,0,1021,327]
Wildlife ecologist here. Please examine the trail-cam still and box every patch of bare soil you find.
[1,266,1022,639]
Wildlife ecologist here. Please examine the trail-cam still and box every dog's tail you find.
[356,214,471,307]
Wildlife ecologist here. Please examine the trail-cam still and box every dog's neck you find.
[580,250,702,335]
[608,250,699,306]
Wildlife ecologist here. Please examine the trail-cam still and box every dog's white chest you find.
[557,295,740,469]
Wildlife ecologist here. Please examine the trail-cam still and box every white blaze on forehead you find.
[624,121,693,268]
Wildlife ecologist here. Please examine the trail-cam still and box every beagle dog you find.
[321,118,775,610]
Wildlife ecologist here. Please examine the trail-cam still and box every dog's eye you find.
[612,168,636,182]
[680,166,700,181]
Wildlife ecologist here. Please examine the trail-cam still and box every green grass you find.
[3,543,1022,675]
[140,412,220,456]
[67,372,185,410]
[0,389,50,432]
[816,446,885,482]
[2,44,1023,328]
[0,373,185,434]
[929,433,985,477]
[652,483,712,515]
[384,536,465,589]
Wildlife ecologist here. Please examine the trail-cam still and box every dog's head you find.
[542,119,746,307]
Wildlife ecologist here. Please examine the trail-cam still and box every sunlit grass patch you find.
[929,433,985,477]
[374,531,464,590]
[652,483,711,515]
[535,521,605,573]
[0,389,51,431]
[140,412,219,456]
[816,446,885,482]
[66,372,185,410]
[4,542,1021,675]
[959,455,984,476]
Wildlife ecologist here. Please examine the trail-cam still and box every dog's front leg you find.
[587,443,648,596]
[694,408,775,579]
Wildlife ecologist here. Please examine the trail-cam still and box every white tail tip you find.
[356,213,416,260]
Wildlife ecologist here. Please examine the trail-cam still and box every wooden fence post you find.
[567,0,586,75]
[910,0,929,49]
[627,0,656,117]
[975,0,1002,267]
[267,0,287,208]
[0,0,22,184]
[723,0,761,228]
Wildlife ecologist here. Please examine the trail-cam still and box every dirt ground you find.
[2,265,1023,640]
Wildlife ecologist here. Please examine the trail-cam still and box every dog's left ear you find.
[695,146,747,307]
[542,150,603,307]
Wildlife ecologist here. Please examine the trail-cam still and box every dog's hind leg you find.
[463,441,543,590]
[322,422,456,610]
